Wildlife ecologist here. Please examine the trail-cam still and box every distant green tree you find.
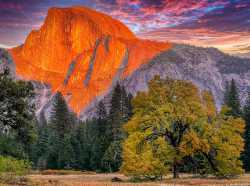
[50,92,74,137]
[59,133,75,169]
[96,101,112,171]
[31,126,49,170]
[243,92,250,171]
[46,92,76,169]
[0,135,25,158]
[102,140,122,172]
[103,83,133,172]
[109,83,132,141]
[223,79,241,117]
[74,121,96,170]
[109,83,123,141]
[88,101,112,171]
[96,101,109,136]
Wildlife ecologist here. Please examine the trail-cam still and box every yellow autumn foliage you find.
[121,76,245,178]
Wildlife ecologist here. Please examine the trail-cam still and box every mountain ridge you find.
[9,6,171,114]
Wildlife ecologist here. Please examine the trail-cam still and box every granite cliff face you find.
[9,6,171,116]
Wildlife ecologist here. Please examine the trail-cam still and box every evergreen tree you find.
[32,126,49,170]
[103,83,133,172]
[109,83,132,140]
[75,121,96,170]
[223,79,241,117]
[50,92,73,137]
[121,86,132,123]
[102,140,122,172]
[96,101,108,135]
[60,133,75,169]
[109,83,123,141]
[243,92,250,171]
[90,101,112,171]
[47,92,76,169]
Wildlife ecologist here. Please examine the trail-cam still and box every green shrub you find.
[0,156,31,176]
[0,156,31,183]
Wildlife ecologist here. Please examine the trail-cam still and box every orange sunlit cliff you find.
[10,6,171,114]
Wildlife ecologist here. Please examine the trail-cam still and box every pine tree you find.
[60,134,75,169]
[50,92,73,137]
[243,92,250,171]
[103,83,133,172]
[109,83,131,140]
[33,126,49,170]
[96,101,108,135]
[223,79,241,117]
[72,121,95,170]
[121,86,132,123]
[109,83,123,141]
[47,92,76,169]
[90,101,113,171]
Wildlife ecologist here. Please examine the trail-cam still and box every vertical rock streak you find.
[64,55,80,86]
[83,38,101,86]
[112,48,129,87]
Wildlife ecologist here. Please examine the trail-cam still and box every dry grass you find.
[34,169,94,175]
[7,172,250,186]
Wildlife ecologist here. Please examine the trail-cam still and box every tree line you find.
[0,67,250,179]
[31,83,133,172]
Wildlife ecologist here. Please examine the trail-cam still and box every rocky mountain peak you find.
[9,6,171,114]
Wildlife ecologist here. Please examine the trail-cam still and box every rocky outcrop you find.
[0,48,15,76]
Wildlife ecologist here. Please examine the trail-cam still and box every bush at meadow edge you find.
[0,156,31,183]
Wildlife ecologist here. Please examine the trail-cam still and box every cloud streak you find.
[139,28,250,55]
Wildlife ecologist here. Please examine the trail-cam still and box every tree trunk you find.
[173,162,180,179]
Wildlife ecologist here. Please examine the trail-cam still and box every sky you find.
[0,0,250,56]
